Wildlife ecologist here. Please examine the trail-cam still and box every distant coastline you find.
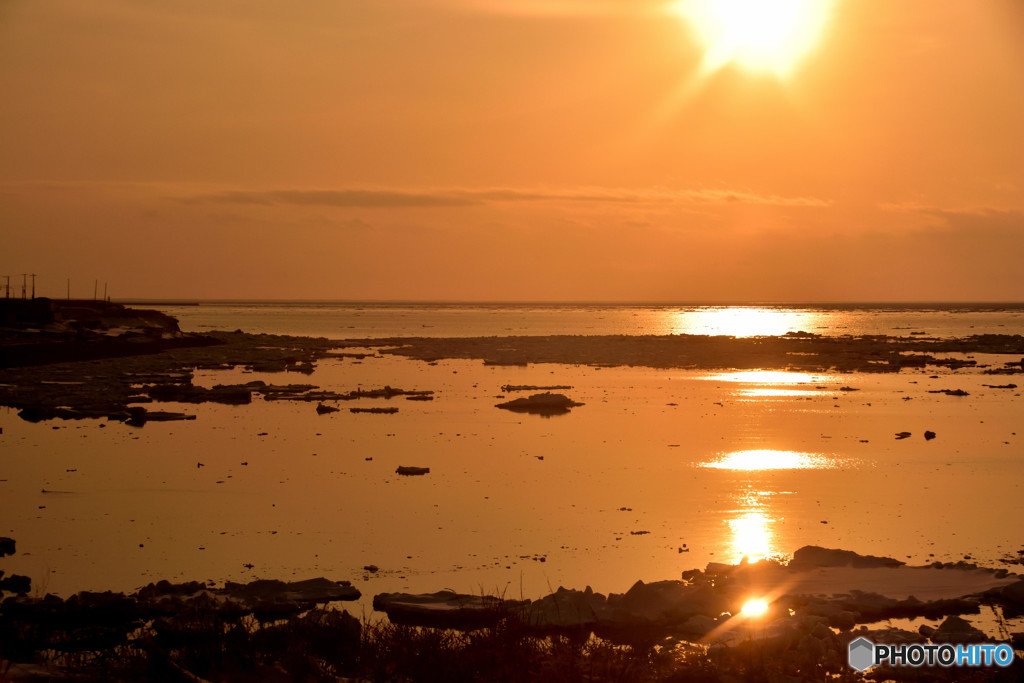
[116,299,1024,308]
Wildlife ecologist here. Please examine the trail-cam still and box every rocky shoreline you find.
[368,333,1024,374]
[2,539,1022,681]
[2,304,1023,426]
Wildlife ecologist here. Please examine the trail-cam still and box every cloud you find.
[879,201,1024,233]
[928,207,1024,235]
[451,0,670,18]
[177,185,830,209]
[179,189,480,208]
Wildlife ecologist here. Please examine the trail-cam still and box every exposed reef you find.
[372,546,1024,643]
[365,333,1024,373]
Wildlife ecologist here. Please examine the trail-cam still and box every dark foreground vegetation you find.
[3,539,1024,681]
[3,599,1022,682]
[2,541,1022,683]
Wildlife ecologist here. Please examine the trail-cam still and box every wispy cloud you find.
[879,201,1024,231]
[178,186,831,209]
[451,0,671,18]
[179,189,481,208]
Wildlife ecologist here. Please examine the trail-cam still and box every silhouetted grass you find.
[3,598,1023,682]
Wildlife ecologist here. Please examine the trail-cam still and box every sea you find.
[146,301,1024,339]
[2,302,1023,628]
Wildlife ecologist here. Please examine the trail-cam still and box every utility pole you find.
[67,278,70,301]
[103,282,108,302]
[3,275,9,299]
[94,280,98,301]
[30,273,36,299]
[19,274,27,300]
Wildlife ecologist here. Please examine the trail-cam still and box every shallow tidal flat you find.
[1,332,1023,623]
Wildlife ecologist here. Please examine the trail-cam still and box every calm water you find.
[2,303,1023,623]
[143,301,1024,339]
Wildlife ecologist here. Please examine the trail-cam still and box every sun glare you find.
[740,598,770,618]
[676,0,833,77]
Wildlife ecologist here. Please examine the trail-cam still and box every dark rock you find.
[222,577,360,605]
[396,466,429,476]
[125,407,196,427]
[789,546,904,570]
[929,615,988,644]
[524,586,610,628]
[495,392,583,416]
[0,573,31,595]
[373,590,524,629]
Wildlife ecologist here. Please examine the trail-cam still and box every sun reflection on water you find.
[671,307,822,337]
[704,449,836,471]
[729,511,773,561]
[738,387,820,398]
[704,370,829,384]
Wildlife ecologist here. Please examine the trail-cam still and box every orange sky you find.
[1,0,1022,301]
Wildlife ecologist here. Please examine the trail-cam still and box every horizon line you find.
[107,298,1024,307]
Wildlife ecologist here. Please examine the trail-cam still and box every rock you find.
[495,392,584,416]
[0,573,32,595]
[315,403,339,414]
[350,407,398,414]
[135,580,208,602]
[372,590,524,629]
[929,615,988,644]
[149,383,253,405]
[788,546,904,570]
[501,384,573,392]
[849,627,920,644]
[396,466,429,476]
[607,580,726,626]
[0,537,14,557]
[125,407,196,426]
[830,610,857,632]
[924,430,936,440]
[679,614,717,636]
[895,431,912,439]
[523,586,610,628]
[222,577,360,606]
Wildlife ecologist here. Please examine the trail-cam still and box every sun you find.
[675,0,833,77]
